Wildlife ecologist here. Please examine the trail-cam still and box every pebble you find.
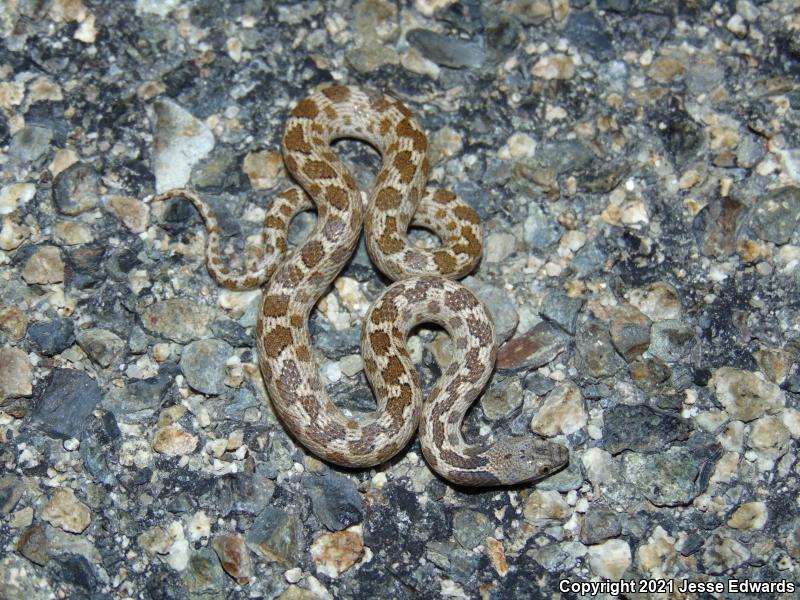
[52,162,100,215]
[648,319,695,362]
[141,299,212,343]
[748,186,800,245]
[152,424,198,456]
[9,125,53,163]
[540,291,583,335]
[485,232,516,263]
[523,490,570,523]
[728,501,768,530]
[586,539,631,580]
[179,338,232,395]
[0,477,24,514]
[305,473,364,531]
[496,321,569,370]
[152,99,215,193]
[607,303,651,362]
[563,11,614,60]
[579,506,621,545]
[107,195,149,233]
[75,327,125,367]
[530,382,587,437]
[28,318,75,356]
[480,377,523,420]
[339,354,364,377]
[524,204,563,251]
[310,527,364,578]
[242,151,284,191]
[212,534,253,585]
[499,133,537,161]
[574,319,625,378]
[16,525,48,566]
[353,0,398,44]
[42,488,91,533]
[748,415,791,460]
[182,547,226,596]
[0,346,32,401]
[0,306,28,339]
[712,367,784,421]
[602,404,691,454]
[452,509,493,549]
[54,221,92,245]
[246,507,303,568]
[622,446,704,506]
[21,245,65,284]
[531,54,575,80]
[503,0,551,25]
[406,29,486,69]
[627,282,682,321]
[703,535,750,574]
[29,368,102,439]
[0,183,36,215]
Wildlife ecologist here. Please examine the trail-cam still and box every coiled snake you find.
[151,86,568,486]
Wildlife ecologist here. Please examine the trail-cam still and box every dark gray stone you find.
[524,204,563,251]
[603,404,692,454]
[181,547,225,600]
[226,469,276,516]
[29,368,102,439]
[28,318,75,356]
[540,292,584,335]
[305,473,364,531]
[572,240,607,276]
[564,11,614,60]
[579,506,621,545]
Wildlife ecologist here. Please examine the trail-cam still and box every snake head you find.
[488,437,570,486]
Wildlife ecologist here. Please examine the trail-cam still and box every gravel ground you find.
[1,0,799,598]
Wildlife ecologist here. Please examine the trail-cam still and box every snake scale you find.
[152,85,568,486]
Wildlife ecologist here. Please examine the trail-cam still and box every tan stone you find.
[243,151,284,190]
[728,501,767,530]
[523,490,570,522]
[310,527,364,578]
[587,539,631,580]
[42,488,91,533]
[532,54,575,80]
[22,246,65,284]
[152,425,198,456]
[530,382,587,436]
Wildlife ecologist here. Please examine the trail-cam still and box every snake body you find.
[153,86,568,486]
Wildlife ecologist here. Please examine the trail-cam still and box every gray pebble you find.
[649,319,695,362]
[103,375,172,423]
[76,328,125,368]
[579,506,621,545]
[622,446,704,506]
[141,299,212,343]
[523,204,563,250]
[16,525,48,566]
[452,509,493,549]
[52,162,100,215]
[9,125,53,163]
[28,318,75,356]
[603,404,692,455]
[179,339,232,395]
[540,291,584,335]
[246,507,303,568]
[748,186,800,245]
[29,368,102,439]
[305,473,364,531]
[0,477,24,514]
[182,547,226,598]
[533,457,582,493]
[574,319,625,379]
[406,29,486,69]
[481,377,523,420]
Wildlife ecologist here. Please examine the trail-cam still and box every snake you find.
[150,85,568,486]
